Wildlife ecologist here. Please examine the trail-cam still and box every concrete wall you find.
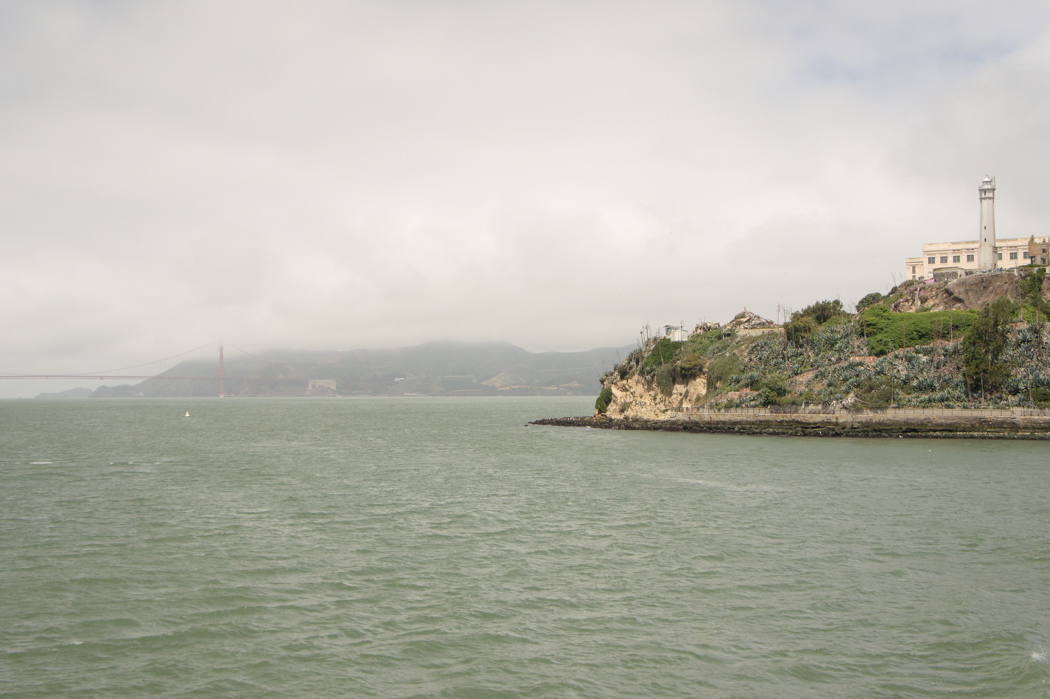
[1028,237,1050,267]
[672,406,1050,422]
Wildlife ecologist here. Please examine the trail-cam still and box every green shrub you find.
[771,393,802,407]
[859,306,977,355]
[707,354,742,392]
[798,299,848,324]
[783,299,850,344]
[1019,267,1046,299]
[784,315,818,342]
[642,338,682,372]
[655,364,675,396]
[595,386,613,414]
[962,296,1015,395]
[684,330,734,357]
[1019,268,1049,318]
[856,292,883,312]
[677,352,706,379]
[850,377,896,408]
[758,372,790,405]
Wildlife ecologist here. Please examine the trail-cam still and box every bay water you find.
[1,397,1048,697]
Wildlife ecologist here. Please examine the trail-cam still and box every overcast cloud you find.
[3,0,1050,396]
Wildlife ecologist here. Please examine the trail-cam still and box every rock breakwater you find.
[532,410,1050,439]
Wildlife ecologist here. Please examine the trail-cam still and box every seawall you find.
[532,407,1050,439]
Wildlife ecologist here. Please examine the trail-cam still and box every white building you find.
[662,325,690,342]
[904,177,1046,281]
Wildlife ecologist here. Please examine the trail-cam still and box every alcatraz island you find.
[535,177,1050,438]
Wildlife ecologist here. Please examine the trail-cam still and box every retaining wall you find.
[532,408,1050,439]
[669,406,1050,423]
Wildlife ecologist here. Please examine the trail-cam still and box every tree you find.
[758,372,790,406]
[798,299,847,324]
[783,299,849,343]
[856,292,883,312]
[783,315,818,342]
[677,352,705,379]
[962,296,1015,397]
[1019,268,1049,319]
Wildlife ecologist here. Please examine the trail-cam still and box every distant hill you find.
[89,342,633,398]
[33,387,94,400]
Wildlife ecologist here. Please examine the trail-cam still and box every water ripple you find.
[2,397,1049,697]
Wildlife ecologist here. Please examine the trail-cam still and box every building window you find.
[1024,252,1029,259]
[928,256,936,264]
[1010,252,1018,260]
[998,253,1003,260]
[967,254,974,262]
[940,256,948,264]
[911,265,917,274]
[952,255,960,263]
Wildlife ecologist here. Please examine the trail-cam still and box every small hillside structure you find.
[662,325,690,342]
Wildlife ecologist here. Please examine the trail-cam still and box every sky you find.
[3,0,1050,397]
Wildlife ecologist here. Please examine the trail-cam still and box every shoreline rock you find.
[530,415,1050,439]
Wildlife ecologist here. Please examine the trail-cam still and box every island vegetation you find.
[595,268,1050,418]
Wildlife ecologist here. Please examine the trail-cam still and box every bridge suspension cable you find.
[0,342,215,380]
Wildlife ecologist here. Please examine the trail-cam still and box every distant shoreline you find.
[530,413,1050,439]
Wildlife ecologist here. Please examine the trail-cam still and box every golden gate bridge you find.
[0,343,397,397]
[0,343,269,396]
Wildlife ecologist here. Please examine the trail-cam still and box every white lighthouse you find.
[977,175,996,271]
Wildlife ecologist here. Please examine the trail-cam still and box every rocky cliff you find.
[604,372,708,420]
[596,270,1050,417]
[891,270,1050,313]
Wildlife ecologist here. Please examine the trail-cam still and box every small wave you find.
[640,472,781,493]
[29,461,53,465]
[1031,649,1048,663]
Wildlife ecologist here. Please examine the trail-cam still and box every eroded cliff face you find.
[892,271,1039,313]
[600,372,707,419]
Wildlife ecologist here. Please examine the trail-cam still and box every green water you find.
[1,397,1049,697]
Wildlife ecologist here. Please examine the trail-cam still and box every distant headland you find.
[34,342,631,399]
